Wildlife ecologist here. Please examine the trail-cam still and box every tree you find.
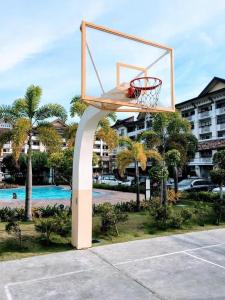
[0,85,67,220]
[70,96,119,150]
[19,152,49,184]
[140,111,194,204]
[116,136,161,210]
[48,148,73,188]
[63,123,78,148]
[210,150,225,200]
[92,152,100,167]
[165,149,181,193]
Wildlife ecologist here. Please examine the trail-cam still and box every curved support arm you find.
[71,106,109,249]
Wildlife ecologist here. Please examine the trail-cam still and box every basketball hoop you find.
[127,76,162,108]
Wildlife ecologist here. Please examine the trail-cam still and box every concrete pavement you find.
[1,228,225,299]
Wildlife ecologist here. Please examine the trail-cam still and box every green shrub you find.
[5,221,22,247]
[192,202,212,226]
[169,208,193,229]
[34,217,58,245]
[149,198,172,229]
[212,198,225,225]
[0,207,25,222]
[53,211,71,237]
[184,191,219,203]
[97,203,128,236]
[34,209,71,244]
[93,183,145,194]
[149,198,193,229]
[93,200,150,215]
[32,204,70,218]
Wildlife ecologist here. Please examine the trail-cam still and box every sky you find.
[0,0,225,122]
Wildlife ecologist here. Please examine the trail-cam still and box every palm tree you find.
[64,123,78,148]
[140,112,193,204]
[0,85,67,220]
[70,96,119,162]
[116,137,161,210]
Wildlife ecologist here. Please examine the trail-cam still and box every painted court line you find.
[4,241,225,300]
[4,267,103,300]
[114,242,225,266]
[184,252,225,270]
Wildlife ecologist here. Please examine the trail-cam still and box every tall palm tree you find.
[0,85,67,220]
[116,136,161,210]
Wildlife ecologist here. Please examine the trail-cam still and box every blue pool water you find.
[0,186,101,201]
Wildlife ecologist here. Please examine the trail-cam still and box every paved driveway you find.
[1,228,225,300]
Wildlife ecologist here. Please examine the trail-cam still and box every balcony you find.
[200,126,211,134]
[186,115,194,121]
[198,111,212,118]
[216,107,225,115]
[218,123,225,130]
[189,157,213,165]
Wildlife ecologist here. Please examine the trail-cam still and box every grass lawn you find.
[1,202,225,261]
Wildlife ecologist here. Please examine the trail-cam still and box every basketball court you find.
[2,228,225,300]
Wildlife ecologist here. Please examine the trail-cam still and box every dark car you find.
[177,178,215,192]
[131,176,148,187]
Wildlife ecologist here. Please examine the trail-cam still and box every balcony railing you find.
[216,107,225,114]
[198,111,212,118]
[186,115,194,121]
[200,126,211,133]
[189,157,213,164]
[218,123,225,130]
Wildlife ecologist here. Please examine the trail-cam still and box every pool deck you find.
[0,188,145,208]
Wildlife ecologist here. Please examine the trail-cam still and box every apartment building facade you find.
[0,119,110,173]
[176,77,225,178]
[111,113,153,174]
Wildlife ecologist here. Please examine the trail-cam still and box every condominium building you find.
[0,119,110,172]
[176,77,225,178]
[111,113,153,174]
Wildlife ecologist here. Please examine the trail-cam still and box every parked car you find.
[212,187,225,193]
[131,176,149,187]
[120,179,132,186]
[166,178,175,189]
[100,175,123,186]
[177,178,214,192]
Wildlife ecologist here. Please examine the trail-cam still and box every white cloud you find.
[0,0,109,72]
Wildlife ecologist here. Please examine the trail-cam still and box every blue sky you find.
[1,0,225,122]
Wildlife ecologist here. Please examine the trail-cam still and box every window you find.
[218,131,225,137]
[127,127,135,133]
[199,119,211,127]
[198,105,212,113]
[217,115,225,124]
[33,141,40,146]
[199,133,212,140]
[146,120,152,128]
[216,100,225,109]
[182,110,195,117]
[193,180,204,186]
[120,129,125,136]
[200,150,212,158]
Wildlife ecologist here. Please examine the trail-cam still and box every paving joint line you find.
[90,249,167,300]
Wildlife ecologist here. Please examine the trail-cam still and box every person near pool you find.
[12,192,17,199]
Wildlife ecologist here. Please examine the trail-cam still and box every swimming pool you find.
[0,186,101,201]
